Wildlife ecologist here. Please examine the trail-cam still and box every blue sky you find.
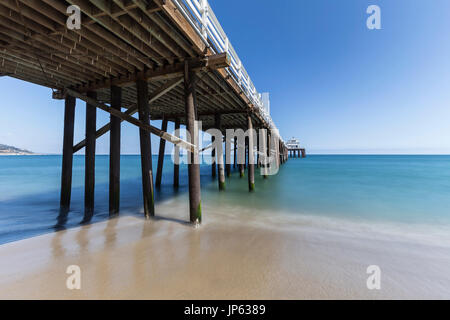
[1,0,450,154]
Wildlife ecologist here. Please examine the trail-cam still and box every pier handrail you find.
[172,0,280,138]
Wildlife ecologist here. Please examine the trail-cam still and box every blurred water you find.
[1,155,450,244]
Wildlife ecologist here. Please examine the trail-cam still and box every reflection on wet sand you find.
[1,201,450,299]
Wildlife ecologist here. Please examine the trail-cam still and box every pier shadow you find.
[150,215,193,227]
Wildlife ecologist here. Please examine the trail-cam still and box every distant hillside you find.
[0,144,33,155]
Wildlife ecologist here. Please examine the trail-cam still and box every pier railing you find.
[172,0,278,134]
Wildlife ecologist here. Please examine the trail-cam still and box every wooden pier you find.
[0,0,291,225]
[289,148,306,158]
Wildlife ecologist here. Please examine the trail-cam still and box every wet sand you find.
[1,199,450,299]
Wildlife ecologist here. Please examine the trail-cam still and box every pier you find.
[286,137,306,158]
[0,0,290,224]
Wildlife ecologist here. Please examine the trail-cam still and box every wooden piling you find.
[155,116,168,188]
[215,114,226,190]
[233,136,237,169]
[60,95,76,212]
[137,79,155,218]
[256,132,260,169]
[84,91,97,220]
[109,85,121,216]
[184,61,202,224]
[225,133,231,177]
[244,137,248,170]
[260,129,268,179]
[278,141,282,165]
[173,118,180,188]
[265,131,270,179]
[247,115,255,192]
[211,135,216,178]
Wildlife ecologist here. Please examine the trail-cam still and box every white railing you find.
[172,0,280,138]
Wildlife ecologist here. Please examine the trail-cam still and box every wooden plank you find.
[60,95,76,211]
[256,131,260,168]
[215,114,225,190]
[247,114,255,192]
[211,134,216,178]
[84,91,97,220]
[109,85,121,216]
[225,135,231,177]
[157,0,206,54]
[77,53,230,92]
[155,115,168,187]
[233,136,237,169]
[184,60,202,224]
[150,109,246,121]
[137,79,155,218]
[173,117,180,188]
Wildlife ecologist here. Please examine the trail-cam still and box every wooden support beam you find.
[73,77,182,153]
[239,164,244,177]
[184,60,202,225]
[244,137,248,170]
[265,131,270,179]
[109,85,121,216]
[260,129,268,179]
[233,136,237,169]
[150,109,247,121]
[256,132,260,168]
[84,91,97,221]
[275,138,280,169]
[137,79,155,218]
[211,134,216,178]
[155,115,168,187]
[66,87,195,153]
[60,95,76,212]
[77,53,230,92]
[173,117,180,188]
[247,115,255,192]
[238,134,245,178]
[225,132,231,177]
[157,0,206,55]
[215,114,225,191]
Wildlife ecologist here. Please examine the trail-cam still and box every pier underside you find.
[0,0,269,130]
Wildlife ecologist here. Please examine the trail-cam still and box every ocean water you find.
[1,155,450,244]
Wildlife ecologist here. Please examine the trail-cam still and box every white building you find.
[286,137,301,149]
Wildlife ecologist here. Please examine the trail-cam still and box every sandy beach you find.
[1,196,449,300]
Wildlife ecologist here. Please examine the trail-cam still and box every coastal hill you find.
[0,144,33,155]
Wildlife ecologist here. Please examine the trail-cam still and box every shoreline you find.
[1,200,449,299]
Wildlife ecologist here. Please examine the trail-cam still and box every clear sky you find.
[1,0,450,154]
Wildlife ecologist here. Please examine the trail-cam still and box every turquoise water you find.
[1,155,450,244]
